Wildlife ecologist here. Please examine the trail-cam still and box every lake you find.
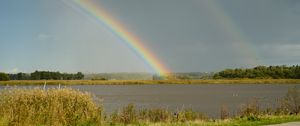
[1,84,299,118]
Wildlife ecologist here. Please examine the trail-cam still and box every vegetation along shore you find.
[0,87,299,125]
[0,65,300,85]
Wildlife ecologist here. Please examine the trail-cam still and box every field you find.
[0,79,300,85]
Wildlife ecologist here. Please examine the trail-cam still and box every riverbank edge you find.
[0,79,300,85]
[103,115,300,126]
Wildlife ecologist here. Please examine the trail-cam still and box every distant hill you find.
[84,73,153,80]
[85,72,214,80]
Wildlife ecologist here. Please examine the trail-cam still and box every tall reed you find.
[0,87,102,126]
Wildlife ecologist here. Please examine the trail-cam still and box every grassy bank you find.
[144,115,300,126]
[0,79,300,85]
[0,87,299,126]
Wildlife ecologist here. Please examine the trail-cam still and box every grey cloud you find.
[1,0,299,72]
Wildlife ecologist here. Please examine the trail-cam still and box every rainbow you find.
[68,0,170,76]
[199,0,262,66]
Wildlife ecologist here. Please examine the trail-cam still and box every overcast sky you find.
[1,0,300,73]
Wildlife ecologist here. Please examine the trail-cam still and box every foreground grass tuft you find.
[0,88,102,126]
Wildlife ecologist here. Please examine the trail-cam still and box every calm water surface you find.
[2,84,300,118]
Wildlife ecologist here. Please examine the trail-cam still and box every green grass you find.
[100,115,300,126]
[0,79,300,85]
[138,115,300,126]
[102,102,300,126]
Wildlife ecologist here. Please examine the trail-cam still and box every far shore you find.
[0,79,300,85]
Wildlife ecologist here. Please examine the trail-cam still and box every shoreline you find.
[0,86,299,125]
[0,79,300,85]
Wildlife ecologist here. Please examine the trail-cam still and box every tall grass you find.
[0,88,102,126]
[238,98,260,117]
[220,105,229,120]
[108,104,207,125]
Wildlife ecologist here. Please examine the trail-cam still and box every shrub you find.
[220,105,230,120]
[0,88,102,126]
[281,87,300,114]
[247,115,260,121]
[239,98,260,117]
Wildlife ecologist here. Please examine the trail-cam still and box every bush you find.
[0,73,9,81]
[239,98,260,117]
[247,115,260,121]
[0,88,102,126]
[220,105,230,120]
[281,87,300,114]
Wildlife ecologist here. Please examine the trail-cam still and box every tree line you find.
[5,71,84,80]
[213,65,300,79]
[1,65,300,81]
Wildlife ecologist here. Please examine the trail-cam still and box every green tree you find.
[31,71,41,80]
[16,72,30,80]
[213,65,300,79]
[0,72,10,81]
[75,72,84,80]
